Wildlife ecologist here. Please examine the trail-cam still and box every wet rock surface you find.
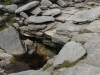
[1,0,100,75]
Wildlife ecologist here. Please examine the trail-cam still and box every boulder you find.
[53,41,86,67]
[0,26,25,55]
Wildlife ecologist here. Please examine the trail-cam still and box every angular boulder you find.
[53,41,86,67]
[0,26,25,55]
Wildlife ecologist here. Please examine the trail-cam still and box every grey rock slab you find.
[71,33,100,43]
[0,26,25,55]
[25,16,55,24]
[9,70,51,75]
[54,63,100,75]
[5,4,18,13]
[52,33,70,45]
[53,41,86,67]
[83,37,100,67]
[43,9,61,16]
[84,20,100,33]
[15,1,39,13]
[69,6,100,24]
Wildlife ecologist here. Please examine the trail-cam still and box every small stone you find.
[31,7,42,15]
[20,12,28,18]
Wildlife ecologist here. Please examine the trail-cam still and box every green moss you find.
[43,64,52,70]
[0,0,12,5]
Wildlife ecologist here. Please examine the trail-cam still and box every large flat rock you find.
[0,26,25,55]
[69,6,100,24]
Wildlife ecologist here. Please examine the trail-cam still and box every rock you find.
[53,41,86,67]
[0,26,25,55]
[15,1,39,13]
[56,21,84,33]
[52,34,70,45]
[31,7,42,15]
[0,68,7,75]
[83,37,100,67]
[23,39,35,55]
[57,0,69,7]
[0,52,13,67]
[5,4,18,13]
[69,7,100,24]
[72,33,100,43]
[87,2,98,6]
[8,70,51,75]
[20,24,47,31]
[72,0,85,3]
[13,23,20,29]
[74,3,85,8]
[54,63,100,75]
[20,12,28,18]
[49,4,59,9]
[43,9,61,17]
[25,16,55,24]
[40,0,52,8]
[84,20,100,33]
[0,5,4,9]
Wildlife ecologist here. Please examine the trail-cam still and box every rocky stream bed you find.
[0,0,100,75]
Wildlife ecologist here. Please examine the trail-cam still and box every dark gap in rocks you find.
[2,31,62,74]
